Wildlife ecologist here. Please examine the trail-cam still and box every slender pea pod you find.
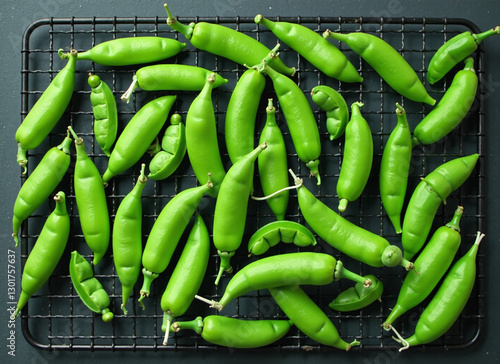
[427,26,500,84]
[380,103,412,234]
[15,49,77,172]
[310,85,349,140]
[12,192,70,318]
[164,3,295,76]
[76,36,186,66]
[185,73,226,198]
[112,164,147,315]
[247,220,317,256]
[213,143,268,285]
[148,114,187,180]
[413,57,478,146]
[394,232,485,351]
[269,285,360,350]
[69,250,114,322]
[170,316,292,349]
[121,64,228,103]
[329,274,384,312]
[102,95,176,184]
[384,206,464,330]
[255,15,363,83]
[262,63,322,184]
[337,102,373,212]
[324,29,436,106]
[401,154,479,260]
[289,170,413,270]
[12,132,72,247]
[69,127,110,266]
[88,73,118,157]
[161,214,210,345]
[139,175,213,304]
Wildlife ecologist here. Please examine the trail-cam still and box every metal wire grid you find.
[18,15,485,352]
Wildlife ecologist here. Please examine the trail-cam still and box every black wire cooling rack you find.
[18,15,485,352]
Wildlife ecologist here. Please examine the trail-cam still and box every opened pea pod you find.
[329,271,384,312]
[311,85,349,140]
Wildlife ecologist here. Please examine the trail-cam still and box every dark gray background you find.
[1,0,499,363]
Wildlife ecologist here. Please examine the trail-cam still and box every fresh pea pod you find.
[13,192,70,318]
[12,132,72,246]
[148,114,187,180]
[121,64,228,103]
[413,57,478,146]
[401,154,479,260]
[427,26,500,84]
[310,85,349,140]
[76,36,186,66]
[88,73,118,157]
[329,274,384,312]
[247,220,317,256]
[69,250,114,322]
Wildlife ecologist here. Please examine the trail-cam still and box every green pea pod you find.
[185,73,226,198]
[310,85,349,140]
[12,132,72,247]
[255,15,362,83]
[329,274,384,312]
[380,103,412,234]
[112,164,147,315]
[165,4,295,76]
[256,99,289,220]
[324,29,436,106]
[401,154,479,260]
[69,250,114,322]
[102,95,176,184]
[171,316,292,349]
[384,206,463,330]
[213,143,268,285]
[247,220,317,256]
[121,64,228,103]
[13,192,70,318]
[15,49,77,172]
[413,57,478,146]
[148,114,187,180]
[161,214,210,345]
[76,36,186,66]
[88,73,118,157]
[269,285,360,350]
[427,26,500,84]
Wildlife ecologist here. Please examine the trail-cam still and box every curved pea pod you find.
[247,220,317,256]
[427,26,500,84]
[413,57,478,146]
[88,74,118,157]
[329,274,383,312]
[69,250,114,322]
[76,36,186,66]
[148,114,187,180]
[401,154,479,260]
[171,316,292,349]
[121,64,228,103]
[311,85,349,140]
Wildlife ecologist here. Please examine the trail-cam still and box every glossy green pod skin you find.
[413,57,477,146]
[380,103,412,234]
[88,74,118,157]
[247,220,317,256]
[12,133,72,247]
[269,285,360,350]
[427,26,500,84]
[329,274,383,312]
[76,36,186,66]
[69,251,114,322]
[310,85,349,140]
[401,154,479,260]
[102,95,176,184]
[13,192,70,318]
[255,15,363,83]
[324,29,436,106]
